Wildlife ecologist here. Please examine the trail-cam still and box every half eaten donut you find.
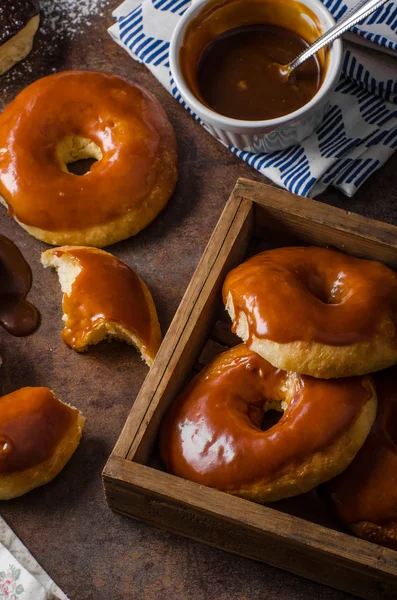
[41,246,162,366]
[160,344,377,503]
[0,387,84,500]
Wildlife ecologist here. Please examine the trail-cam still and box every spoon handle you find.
[288,0,391,73]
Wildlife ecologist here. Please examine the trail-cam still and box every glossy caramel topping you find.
[325,367,397,526]
[0,234,40,336]
[0,387,78,476]
[196,24,320,121]
[223,247,397,346]
[160,345,372,490]
[53,248,154,354]
[0,71,177,231]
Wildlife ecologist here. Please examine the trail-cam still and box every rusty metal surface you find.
[0,3,396,599]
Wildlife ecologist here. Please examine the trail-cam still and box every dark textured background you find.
[0,2,396,599]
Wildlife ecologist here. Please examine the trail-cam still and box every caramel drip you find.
[325,367,397,526]
[54,248,152,353]
[160,345,371,490]
[223,247,397,346]
[0,387,78,475]
[0,435,12,457]
[0,235,40,336]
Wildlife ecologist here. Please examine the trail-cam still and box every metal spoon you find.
[282,0,390,77]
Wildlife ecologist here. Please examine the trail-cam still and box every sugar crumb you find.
[1,0,113,96]
[40,0,112,40]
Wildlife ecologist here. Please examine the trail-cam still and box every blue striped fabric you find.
[109,0,397,197]
[325,0,397,51]
[152,0,191,13]
[341,48,397,101]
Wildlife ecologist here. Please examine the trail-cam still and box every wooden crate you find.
[103,178,397,600]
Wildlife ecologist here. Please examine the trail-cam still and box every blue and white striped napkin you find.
[109,0,397,197]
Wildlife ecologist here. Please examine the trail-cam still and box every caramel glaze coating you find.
[223,247,397,346]
[46,247,161,363]
[0,387,78,476]
[322,367,397,550]
[0,71,177,245]
[160,345,376,502]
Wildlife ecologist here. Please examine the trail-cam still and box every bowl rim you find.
[169,0,343,129]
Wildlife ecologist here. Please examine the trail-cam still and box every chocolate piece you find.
[0,0,40,46]
[0,0,40,75]
[0,235,40,336]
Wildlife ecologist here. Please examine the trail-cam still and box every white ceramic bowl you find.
[170,0,343,153]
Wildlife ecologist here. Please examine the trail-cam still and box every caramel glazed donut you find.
[0,387,84,500]
[0,71,178,247]
[223,247,397,379]
[322,367,397,550]
[160,345,377,503]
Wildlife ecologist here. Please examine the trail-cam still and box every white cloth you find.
[109,0,397,197]
[0,516,68,600]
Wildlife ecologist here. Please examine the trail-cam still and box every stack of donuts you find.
[160,246,397,550]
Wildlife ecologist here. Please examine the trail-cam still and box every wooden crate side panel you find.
[254,205,397,266]
[103,458,397,600]
[129,198,254,464]
[235,180,397,265]
[236,178,397,249]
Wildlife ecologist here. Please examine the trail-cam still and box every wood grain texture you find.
[104,457,397,600]
[236,179,397,265]
[1,2,397,599]
[104,180,397,600]
[124,196,253,464]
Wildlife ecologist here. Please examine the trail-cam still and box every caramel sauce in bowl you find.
[169,0,343,152]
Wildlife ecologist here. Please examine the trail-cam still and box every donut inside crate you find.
[103,178,397,600]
